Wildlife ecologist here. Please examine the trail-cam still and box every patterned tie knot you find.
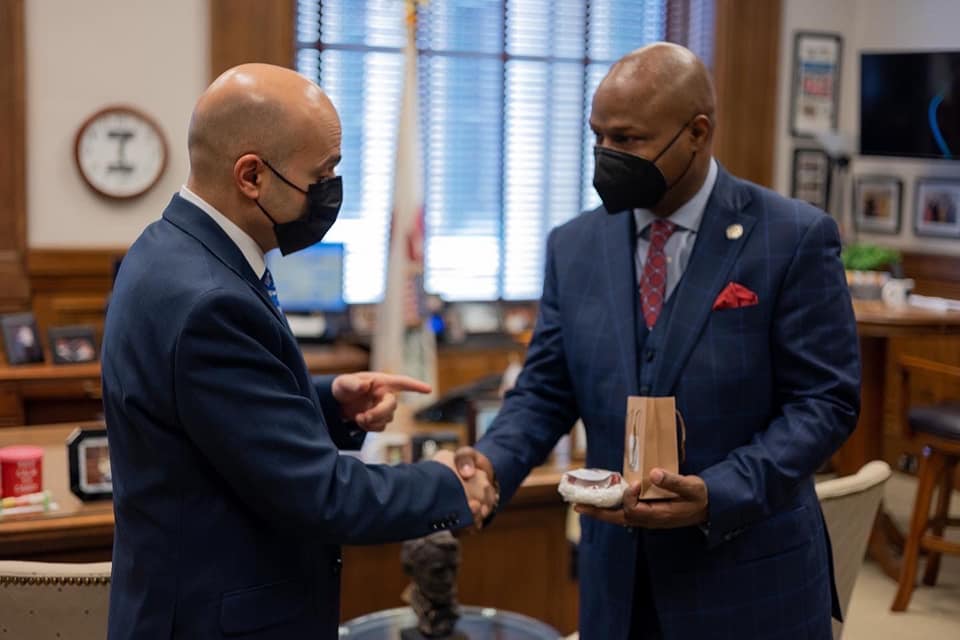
[648,219,676,248]
[261,268,283,312]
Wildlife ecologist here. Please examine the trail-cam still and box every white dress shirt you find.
[634,158,719,300]
[179,185,267,279]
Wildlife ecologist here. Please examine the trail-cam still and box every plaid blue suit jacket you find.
[476,167,860,640]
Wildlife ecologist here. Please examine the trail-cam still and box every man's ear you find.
[234,154,262,199]
[690,114,713,150]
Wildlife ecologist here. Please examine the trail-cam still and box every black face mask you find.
[255,159,343,256]
[593,122,696,213]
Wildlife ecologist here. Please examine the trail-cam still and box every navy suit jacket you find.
[475,168,860,640]
[102,195,473,639]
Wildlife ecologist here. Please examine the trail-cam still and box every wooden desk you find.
[0,344,369,427]
[835,300,960,580]
[0,424,576,634]
[0,422,113,561]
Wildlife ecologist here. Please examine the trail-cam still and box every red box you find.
[0,445,44,498]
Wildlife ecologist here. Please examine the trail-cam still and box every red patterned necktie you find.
[640,219,676,329]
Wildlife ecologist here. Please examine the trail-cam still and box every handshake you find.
[432,447,499,530]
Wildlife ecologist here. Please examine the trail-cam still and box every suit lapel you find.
[654,169,756,395]
[162,195,287,326]
[600,209,640,396]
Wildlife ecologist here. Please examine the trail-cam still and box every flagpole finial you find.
[405,0,424,29]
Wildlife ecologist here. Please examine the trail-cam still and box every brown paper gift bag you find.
[623,396,687,500]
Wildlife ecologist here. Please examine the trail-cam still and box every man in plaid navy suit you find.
[455,43,860,639]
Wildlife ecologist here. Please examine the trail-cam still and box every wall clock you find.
[74,105,168,200]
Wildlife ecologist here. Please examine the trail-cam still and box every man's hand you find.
[453,446,496,486]
[575,468,708,529]
[433,450,497,529]
[331,372,431,432]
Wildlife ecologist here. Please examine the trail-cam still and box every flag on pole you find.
[370,0,436,408]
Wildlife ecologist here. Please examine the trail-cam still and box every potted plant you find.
[842,243,902,299]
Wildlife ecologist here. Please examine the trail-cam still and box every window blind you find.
[296,0,715,303]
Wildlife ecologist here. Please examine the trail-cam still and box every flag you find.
[370,0,436,409]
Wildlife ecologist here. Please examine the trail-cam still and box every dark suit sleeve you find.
[311,374,366,451]
[474,229,580,503]
[699,213,860,547]
[173,289,473,544]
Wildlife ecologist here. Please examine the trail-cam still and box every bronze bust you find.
[400,531,465,639]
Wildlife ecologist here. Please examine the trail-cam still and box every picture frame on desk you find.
[914,178,960,238]
[0,313,45,366]
[67,427,112,501]
[853,175,902,234]
[48,325,99,364]
[789,31,842,138]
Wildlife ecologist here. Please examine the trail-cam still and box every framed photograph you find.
[0,313,45,366]
[791,148,831,211]
[853,176,902,234]
[67,427,113,501]
[790,32,842,137]
[48,325,99,364]
[915,178,960,238]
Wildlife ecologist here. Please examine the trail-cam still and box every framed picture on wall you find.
[915,178,960,238]
[852,176,902,234]
[790,32,842,137]
[791,148,831,211]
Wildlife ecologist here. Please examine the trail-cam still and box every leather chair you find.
[815,460,891,639]
[0,560,110,638]
[891,355,960,612]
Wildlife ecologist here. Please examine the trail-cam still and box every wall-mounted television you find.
[860,51,959,160]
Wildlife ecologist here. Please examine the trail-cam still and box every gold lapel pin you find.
[726,224,743,240]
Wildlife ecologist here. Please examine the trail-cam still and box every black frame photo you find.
[852,175,902,234]
[915,178,960,238]
[48,325,99,364]
[790,32,843,138]
[0,312,45,366]
[791,148,831,211]
[67,427,113,501]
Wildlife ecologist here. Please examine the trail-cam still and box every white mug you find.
[882,278,915,307]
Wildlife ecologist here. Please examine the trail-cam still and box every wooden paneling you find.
[0,0,29,312]
[712,0,783,187]
[26,248,125,345]
[209,0,296,81]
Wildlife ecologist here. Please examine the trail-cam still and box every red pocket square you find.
[712,282,759,311]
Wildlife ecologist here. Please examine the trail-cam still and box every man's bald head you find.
[188,63,340,184]
[185,63,342,252]
[599,42,715,131]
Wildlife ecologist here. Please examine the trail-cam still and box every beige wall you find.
[26,0,209,247]
[775,0,960,255]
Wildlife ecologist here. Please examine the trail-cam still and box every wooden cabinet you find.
[436,339,526,396]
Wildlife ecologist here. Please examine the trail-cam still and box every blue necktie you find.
[261,269,283,313]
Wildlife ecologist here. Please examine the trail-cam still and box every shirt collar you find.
[634,157,719,236]
[179,185,266,279]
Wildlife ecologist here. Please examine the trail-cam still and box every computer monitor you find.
[265,242,346,313]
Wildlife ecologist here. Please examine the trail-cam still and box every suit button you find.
[332,557,342,576]
[644,349,655,363]
[640,385,651,395]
